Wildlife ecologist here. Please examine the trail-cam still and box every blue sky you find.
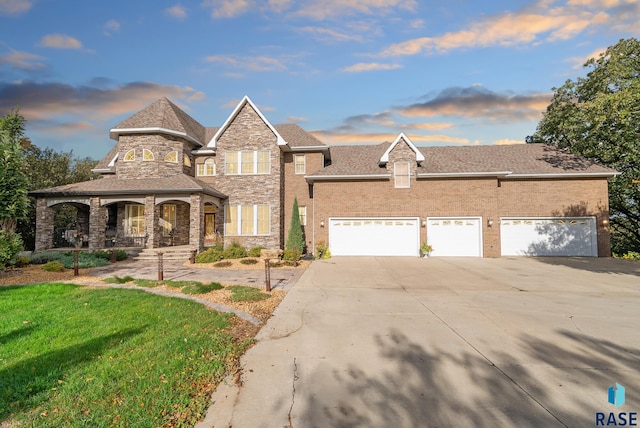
[1,0,638,161]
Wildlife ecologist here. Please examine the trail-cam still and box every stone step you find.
[134,247,196,261]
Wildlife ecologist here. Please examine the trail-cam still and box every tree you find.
[0,109,29,234]
[285,197,305,260]
[529,38,640,253]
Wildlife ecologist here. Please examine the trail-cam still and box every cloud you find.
[290,0,417,20]
[396,86,551,122]
[342,62,402,72]
[567,46,607,69]
[31,120,100,137]
[166,4,187,19]
[405,122,453,131]
[299,26,365,43]
[377,0,629,57]
[203,0,250,18]
[103,20,121,36]
[285,115,306,123]
[0,80,206,125]
[493,138,526,145]
[0,49,46,71]
[39,34,84,50]
[311,130,469,145]
[0,0,31,15]
[204,54,286,72]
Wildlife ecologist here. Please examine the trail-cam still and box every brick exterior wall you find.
[197,103,283,250]
[283,152,324,252]
[311,175,611,258]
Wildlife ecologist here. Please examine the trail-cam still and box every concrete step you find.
[134,246,196,261]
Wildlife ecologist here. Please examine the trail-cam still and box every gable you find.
[207,96,285,148]
[379,133,425,165]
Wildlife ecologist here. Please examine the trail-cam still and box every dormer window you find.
[123,149,135,162]
[394,162,410,188]
[143,149,154,161]
[165,151,178,163]
[183,154,192,167]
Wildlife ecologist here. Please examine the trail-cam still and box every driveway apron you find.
[200,256,640,428]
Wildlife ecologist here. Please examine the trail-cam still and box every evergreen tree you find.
[286,197,305,257]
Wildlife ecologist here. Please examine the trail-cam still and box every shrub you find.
[248,246,265,258]
[269,260,282,268]
[0,231,23,269]
[90,249,127,261]
[14,255,30,267]
[619,251,640,261]
[57,252,110,269]
[213,261,232,268]
[29,251,63,265]
[240,258,259,265]
[282,248,301,262]
[42,261,65,272]
[195,247,224,263]
[133,278,159,287]
[286,197,305,255]
[223,242,247,259]
[315,240,330,259]
[182,282,224,294]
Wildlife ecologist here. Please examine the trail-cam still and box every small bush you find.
[240,258,259,265]
[315,241,330,259]
[103,275,134,284]
[42,261,65,272]
[29,251,63,265]
[248,246,265,258]
[182,282,224,294]
[223,242,247,259]
[227,285,270,302]
[213,261,232,268]
[14,255,30,267]
[195,247,224,263]
[0,231,23,269]
[269,260,282,268]
[282,248,300,262]
[57,252,110,269]
[90,249,128,261]
[619,251,640,261]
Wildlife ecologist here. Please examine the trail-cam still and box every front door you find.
[204,213,216,246]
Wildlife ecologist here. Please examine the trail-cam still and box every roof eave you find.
[417,171,512,178]
[110,127,203,146]
[305,174,391,183]
[504,172,619,179]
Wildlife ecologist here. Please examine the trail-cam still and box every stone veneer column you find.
[145,195,157,249]
[190,193,204,250]
[88,197,107,250]
[35,198,54,251]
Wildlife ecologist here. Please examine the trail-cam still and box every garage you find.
[329,217,420,256]
[426,217,483,257]
[500,217,597,256]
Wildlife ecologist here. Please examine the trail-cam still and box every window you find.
[143,149,154,161]
[124,204,145,236]
[225,150,270,175]
[197,158,216,176]
[294,154,306,174]
[394,162,410,188]
[298,205,307,226]
[123,149,135,162]
[162,204,176,236]
[183,154,191,167]
[165,151,178,163]
[225,204,270,235]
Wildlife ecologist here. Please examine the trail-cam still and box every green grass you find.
[181,282,224,295]
[103,275,134,284]
[132,278,160,287]
[0,283,246,427]
[227,285,270,302]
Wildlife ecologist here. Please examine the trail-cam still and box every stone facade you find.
[116,134,195,179]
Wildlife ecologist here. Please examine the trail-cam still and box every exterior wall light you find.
[487,219,494,227]
[320,220,325,228]
[602,219,610,226]
[421,220,426,227]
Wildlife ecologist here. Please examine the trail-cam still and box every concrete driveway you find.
[200,257,640,428]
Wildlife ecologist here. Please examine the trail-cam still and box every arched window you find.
[165,151,178,163]
[123,149,135,162]
[143,149,154,161]
[183,154,192,167]
[197,158,216,176]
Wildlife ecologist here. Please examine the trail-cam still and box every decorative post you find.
[264,258,271,292]
[157,252,164,281]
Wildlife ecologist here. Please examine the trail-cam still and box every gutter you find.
[504,172,619,179]
[110,127,203,147]
[417,171,512,178]
[305,174,391,182]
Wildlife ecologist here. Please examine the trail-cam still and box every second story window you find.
[183,154,191,167]
[225,150,270,175]
[294,154,306,174]
[394,162,410,188]
[143,149,154,161]
[197,158,216,176]
[165,151,178,163]
[123,149,135,162]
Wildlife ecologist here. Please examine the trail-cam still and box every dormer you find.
[379,133,424,189]
[378,132,425,166]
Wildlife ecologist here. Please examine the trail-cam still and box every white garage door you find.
[329,218,420,256]
[426,217,483,257]
[500,217,597,256]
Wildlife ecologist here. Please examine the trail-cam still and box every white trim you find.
[289,146,329,152]
[192,148,216,155]
[504,172,618,179]
[224,203,271,236]
[208,96,286,148]
[305,174,391,181]
[379,132,425,164]
[46,197,91,207]
[417,171,512,178]
[110,127,202,146]
[108,152,119,167]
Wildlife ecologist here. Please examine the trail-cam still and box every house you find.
[30,96,617,257]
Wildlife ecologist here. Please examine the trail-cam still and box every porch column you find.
[35,198,54,251]
[88,197,107,250]
[190,193,204,250]
[145,195,157,249]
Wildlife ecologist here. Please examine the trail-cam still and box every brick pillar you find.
[145,195,157,249]
[89,197,107,250]
[35,198,54,251]
[190,193,204,250]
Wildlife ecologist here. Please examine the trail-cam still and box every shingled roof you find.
[110,97,206,145]
[306,143,616,180]
[30,175,227,199]
[275,124,327,148]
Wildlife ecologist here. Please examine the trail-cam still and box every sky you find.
[1,0,639,161]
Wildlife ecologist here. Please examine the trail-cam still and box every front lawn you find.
[0,283,249,427]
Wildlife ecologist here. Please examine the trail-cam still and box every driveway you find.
[200,257,640,428]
